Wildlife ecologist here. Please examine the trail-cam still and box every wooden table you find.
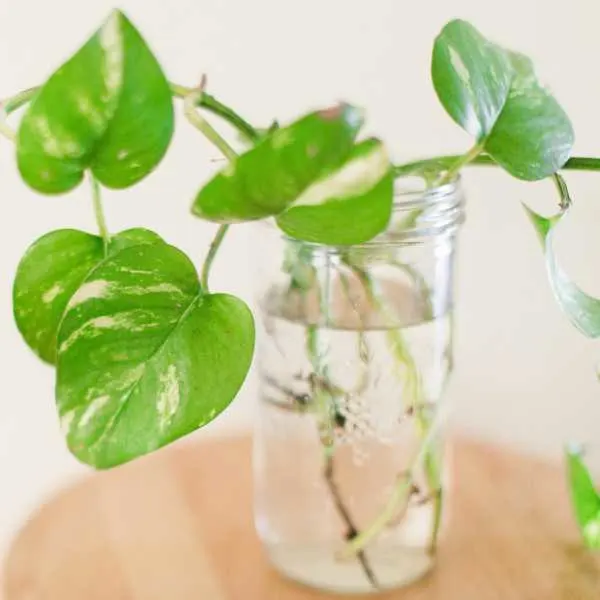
[2,436,599,599]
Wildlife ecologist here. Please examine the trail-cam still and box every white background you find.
[1,0,600,556]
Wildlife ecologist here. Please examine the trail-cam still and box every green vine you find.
[89,174,110,251]
[395,154,600,179]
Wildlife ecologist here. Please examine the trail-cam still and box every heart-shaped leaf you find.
[524,177,600,338]
[432,20,574,181]
[566,446,600,549]
[17,9,174,194]
[56,242,255,469]
[191,103,364,223]
[13,228,163,364]
[276,138,393,245]
[431,20,512,140]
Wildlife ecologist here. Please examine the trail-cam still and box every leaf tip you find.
[104,7,128,25]
[566,441,585,459]
[318,102,364,132]
[522,202,551,246]
[438,18,478,39]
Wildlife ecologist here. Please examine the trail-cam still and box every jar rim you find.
[258,176,464,248]
[393,175,461,210]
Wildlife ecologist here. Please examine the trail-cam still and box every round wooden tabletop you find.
[2,436,599,599]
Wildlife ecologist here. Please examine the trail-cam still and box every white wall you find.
[2,0,600,554]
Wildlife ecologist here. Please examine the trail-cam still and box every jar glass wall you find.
[253,180,464,594]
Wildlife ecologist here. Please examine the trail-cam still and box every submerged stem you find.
[337,265,370,395]
[340,392,450,558]
[303,259,379,590]
[340,261,444,558]
[394,143,481,232]
[323,453,379,588]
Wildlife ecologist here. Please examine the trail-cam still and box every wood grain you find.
[2,436,599,599]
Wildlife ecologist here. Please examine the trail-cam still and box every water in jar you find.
[254,267,453,594]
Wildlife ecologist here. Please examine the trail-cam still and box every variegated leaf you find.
[17,9,174,194]
[13,228,163,364]
[432,20,574,180]
[276,138,394,245]
[56,242,254,469]
[524,176,600,338]
[192,103,364,223]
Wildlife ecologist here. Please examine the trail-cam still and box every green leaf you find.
[524,177,600,338]
[13,228,163,364]
[191,103,364,223]
[431,20,512,140]
[107,227,164,254]
[566,446,600,549]
[432,20,574,181]
[276,138,394,245]
[56,242,255,469]
[17,9,173,194]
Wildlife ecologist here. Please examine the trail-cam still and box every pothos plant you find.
[3,8,599,581]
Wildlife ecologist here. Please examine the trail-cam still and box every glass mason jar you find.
[253,179,464,594]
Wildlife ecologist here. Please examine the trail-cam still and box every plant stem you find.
[341,262,444,558]
[1,82,259,144]
[395,142,483,232]
[552,172,572,211]
[340,392,450,558]
[201,224,229,292]
[180,83,239,293]
[304,260,379,590]
[89,173,110,251]
[428,476,444,555]
[171,82,260,143]
[323,453,379,588]
[183,87,239,162]
[395,153,600,179]
[0,111,16,142]
[435,142,485,186]
[2,87,37,114]
[0,87,37,142]
[337,265,370,395]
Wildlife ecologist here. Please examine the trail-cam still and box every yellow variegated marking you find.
[42,283,63,304]
[67,279,111,309]
[79,395,110,428]
[448,46,471,85]
[157,365,180,428]
[292,144,389,208]
[59,312,159,354]
[99,10,124,95]
[68,280,184,311]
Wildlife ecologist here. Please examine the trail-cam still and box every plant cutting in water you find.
[3,9,600,590]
